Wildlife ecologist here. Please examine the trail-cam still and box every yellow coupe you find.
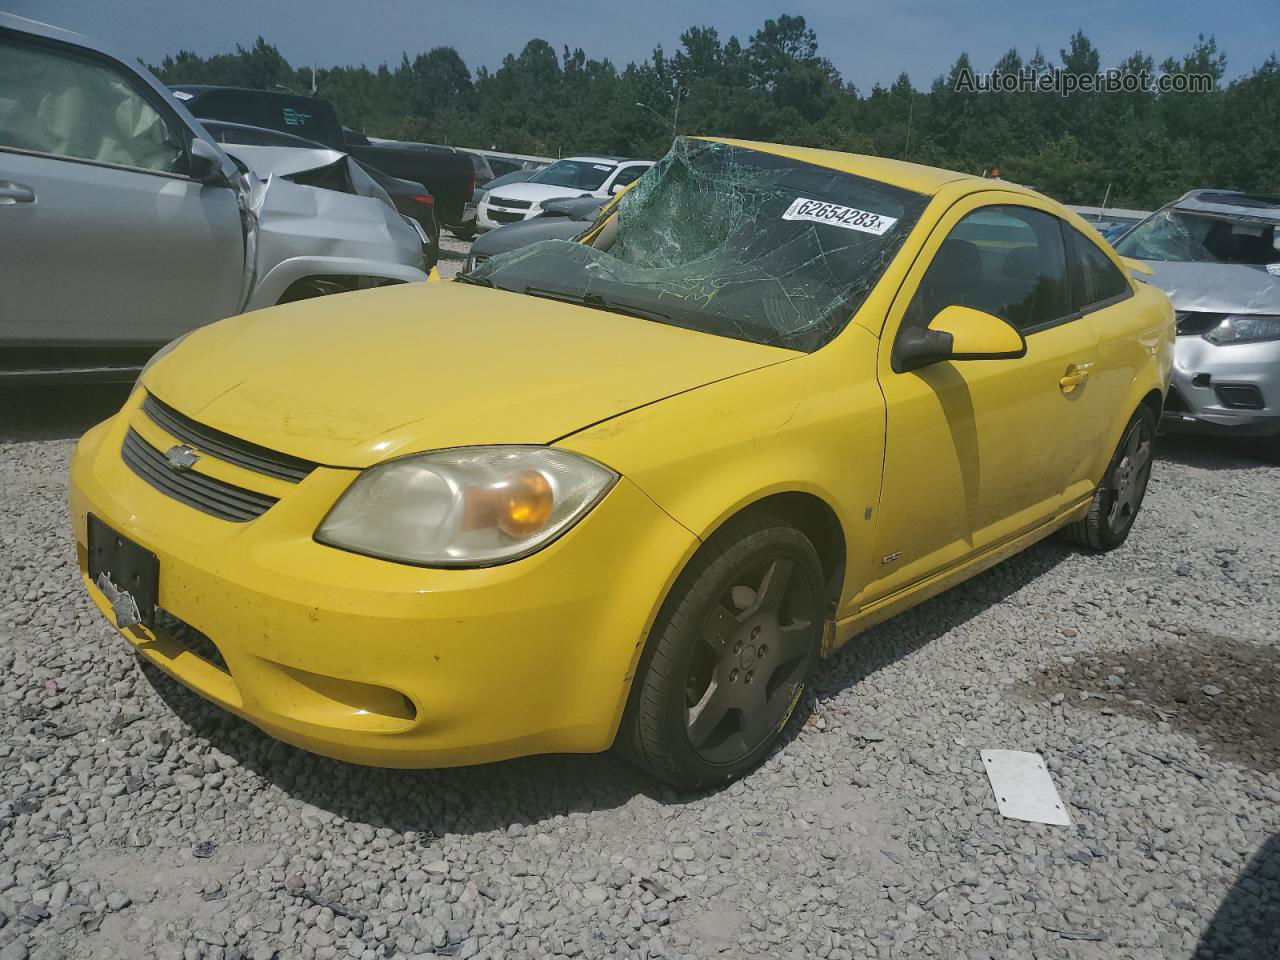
[70,138,1173,787]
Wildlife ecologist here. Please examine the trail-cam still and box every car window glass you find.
[612,165,647,189]
[1066,226,1130,311]
[0,36,187,173]
[906,205,1071,332]
[533,160,618,191]
[1116,208,1279,265]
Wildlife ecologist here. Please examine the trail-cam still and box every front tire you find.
[619,514,825,789]
[1061,405,1156,551]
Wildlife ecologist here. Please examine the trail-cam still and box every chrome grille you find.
[143,393,317,483]
[488,196,531,209]
[121,429,278,522]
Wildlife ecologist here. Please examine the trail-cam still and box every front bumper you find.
[69,390,697,767]
[1161,335,1280,438]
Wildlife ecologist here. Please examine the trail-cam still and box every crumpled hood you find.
[146,280,797,468]
[222,145,351,180]
[1144,261,1280,314]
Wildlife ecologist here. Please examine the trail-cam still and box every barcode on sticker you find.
[782,198,897,235]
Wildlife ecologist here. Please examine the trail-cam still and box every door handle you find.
[0,181,36,205]
[1059,362,1093,393]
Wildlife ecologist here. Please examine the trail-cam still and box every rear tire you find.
[618,513,825,789]
[1060,405,1156,551]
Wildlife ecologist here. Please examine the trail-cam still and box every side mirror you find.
[187,139,227,184]
[892,305,1027,373]
[610,183,626,195]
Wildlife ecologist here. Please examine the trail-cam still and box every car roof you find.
[702,137,1012,197]
[1172,189,1280,222]
[560,156,638,165]
[170,83,309,97]
[1,11,98,49]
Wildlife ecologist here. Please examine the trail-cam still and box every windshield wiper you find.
[453,273,493,287]
[522,286,672,324]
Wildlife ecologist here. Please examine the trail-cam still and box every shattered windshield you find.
[467,138,928,351]
[1118,209,1280,266]
[532,159,618,191]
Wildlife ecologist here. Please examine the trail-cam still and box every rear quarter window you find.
[1065,226,1131,312]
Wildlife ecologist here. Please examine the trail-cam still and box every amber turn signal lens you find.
[499,470,554,536]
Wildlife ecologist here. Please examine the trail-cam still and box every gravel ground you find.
[436,234,471,280]
[2,385,1278,960]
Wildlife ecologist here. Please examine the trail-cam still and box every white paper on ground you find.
[981,750,1071,826]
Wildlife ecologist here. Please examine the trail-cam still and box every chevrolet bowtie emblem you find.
[164,444,200,471]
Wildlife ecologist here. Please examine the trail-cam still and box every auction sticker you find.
[783,197,897,235]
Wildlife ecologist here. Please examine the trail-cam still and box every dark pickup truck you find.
[169,85,474,228]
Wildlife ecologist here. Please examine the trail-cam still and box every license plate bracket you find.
[87,514,159,629]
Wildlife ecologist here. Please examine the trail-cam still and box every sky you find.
[8,0,1278,90]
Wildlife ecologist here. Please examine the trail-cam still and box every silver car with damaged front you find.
[1116,190,1280,460]
[0,12,425,383]
[224,144,426,307]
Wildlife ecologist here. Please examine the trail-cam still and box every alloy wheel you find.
[683,555,817,764]
[1105,417,1154,535]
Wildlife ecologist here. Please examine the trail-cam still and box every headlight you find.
[138,331,191,382]
[316,446,617,567]
[1204,314,1280,345]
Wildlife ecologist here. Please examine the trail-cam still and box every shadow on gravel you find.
[811,537,1075,704]
[1023,632,1280,774]
[0,384,132,442]
[142,660,667,836]
[1156,433,1275,472]
[1194,833,1280,959]
[142,537,1078,831]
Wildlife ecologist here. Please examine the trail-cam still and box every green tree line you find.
[152,14,1280,210]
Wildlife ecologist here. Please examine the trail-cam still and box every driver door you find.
[0,30,244,348]
[862,195,1112,604]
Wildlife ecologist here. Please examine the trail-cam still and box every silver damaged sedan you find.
[1116,189,1280,460]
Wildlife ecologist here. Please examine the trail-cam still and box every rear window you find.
[178,89,341,149]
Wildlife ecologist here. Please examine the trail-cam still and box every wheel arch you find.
[1140,387,1164,421]
[718,491,847,618]
[245,257,427,310]
[615,486,846,756]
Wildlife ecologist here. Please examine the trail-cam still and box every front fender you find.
[246,257,428,310]
[558,333,886,610]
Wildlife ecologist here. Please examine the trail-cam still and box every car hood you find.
[487,181,603,204]
[223,145,351,180]
[1143,261,1280,314]
[471,217,584,257]
[146,281,797,468]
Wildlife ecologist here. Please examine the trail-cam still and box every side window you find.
[612,165,647,189]
[1066,226,1131,312]
[0,35,187,174]
[907,205,1071,332]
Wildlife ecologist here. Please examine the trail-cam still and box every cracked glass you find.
[465,137,929,352]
